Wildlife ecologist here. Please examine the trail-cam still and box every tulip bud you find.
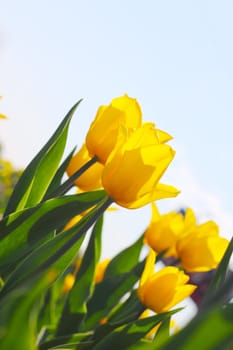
[86,94,142,164]
[176,221,229,272]
[138,250,196,313]
[145,205,196,257]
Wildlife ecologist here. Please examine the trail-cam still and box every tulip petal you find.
[152,183,180,200]
[156,129,173,143]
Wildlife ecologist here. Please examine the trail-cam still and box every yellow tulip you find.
[102,124,179,209]
[86,94,142,164]
[62,273,75,293]
[94,258,110,283]
[138,250,196,313]
[66,143,104,191]
[145,205,196,257]
[176,221,229,272]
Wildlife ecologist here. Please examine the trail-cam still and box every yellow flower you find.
[137,250,196,313]
[86,94,142,164]
[62,273,75,293]
[145,205,196,257]
[102,124,179,209]
[94,258,110,283]
[66,143,104,191]
[176,221,229,272]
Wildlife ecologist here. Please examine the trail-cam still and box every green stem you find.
[45,155,99,199]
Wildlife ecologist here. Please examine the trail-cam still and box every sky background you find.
[1,0,233,264]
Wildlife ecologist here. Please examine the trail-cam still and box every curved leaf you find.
[56,216,103,336]
[105,234,144,278]
[0,196,111,297]
[0,191,106,274]
[4,100,82,216]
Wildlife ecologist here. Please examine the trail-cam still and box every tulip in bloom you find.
[102,124,179,209]
[145,205,196,257]
[86,94,142,164]
[138,250,196,313]
[176,221,229,272]
[66,143,104,191]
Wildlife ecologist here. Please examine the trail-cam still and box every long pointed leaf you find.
[0,191,105,274]
[44,146,77,198]
[0,196,111,297]
[84,260,145,330]
[0,272,55,350]
[201,236,233,308]
[91,312,177,350]
[56,216,103,336]
[105,234,144,278]
[4,100,82,216]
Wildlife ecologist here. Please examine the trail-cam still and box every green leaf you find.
[105,234,144,277]
[108,290,145,325]
[0,191,106,274]
[56,216,104,336]
[3,100,82,216]
[0,196,111,297]
[38,332,93,350]
[201,236,233,308]
[83,259,145,330]
[46,155,98,198]
[159,303,233,350]
[44,146,77,198]
[151,316,171,346]
[91,312,176,350]
[0,272,54,350]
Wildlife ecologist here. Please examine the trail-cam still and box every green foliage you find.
[0,101,232,350]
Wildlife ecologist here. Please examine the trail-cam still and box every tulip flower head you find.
[86,94,142,164]
[102,123,179,209]
[145,205,196,257]
[176,221,229,272]
[66,143,104,191]
[138,250,196,313]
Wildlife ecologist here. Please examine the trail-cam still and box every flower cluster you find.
[65,94,229,315]
[145,204,229,272]
[66,94,179,208]
[1,94,232,349]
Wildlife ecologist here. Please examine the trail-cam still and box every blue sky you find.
[1,0,233,259]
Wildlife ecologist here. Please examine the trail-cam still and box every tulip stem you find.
[45,155,99,199]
